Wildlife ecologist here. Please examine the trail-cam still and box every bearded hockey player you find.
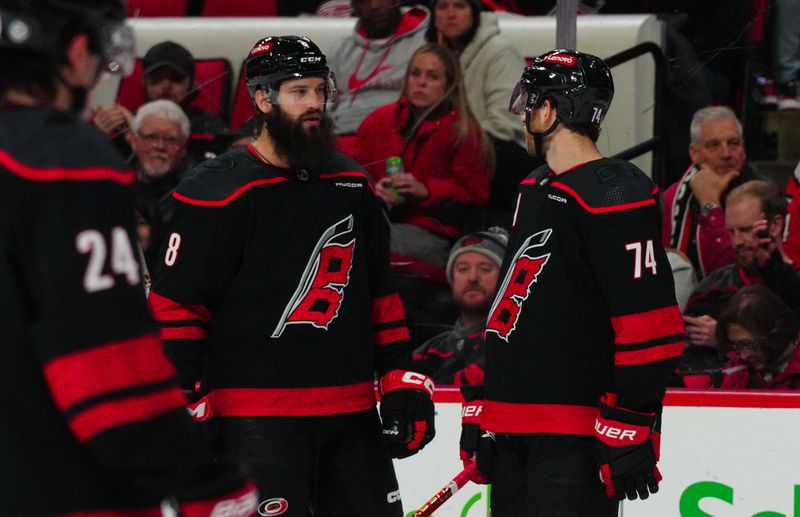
[148,35,435,516]
[458,49,685,516]
[0,0,256,515]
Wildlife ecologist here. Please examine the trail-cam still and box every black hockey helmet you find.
[509,49,614,127]
[245,35,337,104]
[0,0,134,75]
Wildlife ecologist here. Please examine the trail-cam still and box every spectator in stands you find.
[130,100,194,227]
[773,0,800,110]
[327,0,430,152]
[425,0,531,226]
[352,43,493,267]
[783,161,800,265]
[413,227,508,385]
[91,41,227,160]
[680,180,800,375]
[662,106,760,279]
[715,285,800,389]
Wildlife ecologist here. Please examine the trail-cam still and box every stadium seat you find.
[116,58,233,123]
[201,0,277,17]
[230,64,255,130]
[128,0,188,17]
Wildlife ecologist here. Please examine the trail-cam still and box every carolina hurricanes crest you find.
[272,215,355,338]
[486,229,552,341]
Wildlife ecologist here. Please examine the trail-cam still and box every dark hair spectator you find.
[715,285,800,389]
[352,43,493,267]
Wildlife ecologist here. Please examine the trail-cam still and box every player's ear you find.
[254,89,272,114]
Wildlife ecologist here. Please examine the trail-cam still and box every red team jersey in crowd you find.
[149,146,415,416]
[0,106,254,516]
[482,159,685,434]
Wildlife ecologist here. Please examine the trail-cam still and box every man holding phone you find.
[681,180,800,378]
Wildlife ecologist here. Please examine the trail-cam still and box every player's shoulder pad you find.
[174,147,285,205]
[550,158,657,212]
[1,108,130,181]
[319,151,377,191]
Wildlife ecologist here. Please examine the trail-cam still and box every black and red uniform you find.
[149,145,417,516]
[482,159,685,515]
[0,106,255,516]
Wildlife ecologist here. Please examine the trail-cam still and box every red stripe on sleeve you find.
[371,293,407,326]
[160,326,206,341]
[374,326,411,346]
[149,291,210,323]
[615,341,685,366]
[70,388,187,443]
[551,182,657,213]
[611,305,685,345]
[43,334,176,411]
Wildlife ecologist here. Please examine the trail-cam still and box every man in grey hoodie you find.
[328,0,430,145]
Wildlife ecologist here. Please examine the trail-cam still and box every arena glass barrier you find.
[393,388,800,516]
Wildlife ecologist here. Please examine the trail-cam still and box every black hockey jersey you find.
[149,146,414,417]
[0,107,254,515]
[482,158,684,435]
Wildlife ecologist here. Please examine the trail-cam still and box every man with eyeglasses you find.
[680,180,800,383]
[0,0,256,515]
[130,99,194,224]
[662,106,762,279]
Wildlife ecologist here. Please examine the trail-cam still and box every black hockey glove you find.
[378,369,436,459]
[458,385,493,484]
[594,393,661,501]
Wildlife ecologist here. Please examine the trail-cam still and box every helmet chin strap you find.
[525,111,560,162]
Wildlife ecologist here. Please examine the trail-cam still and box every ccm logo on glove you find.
[399,371,435,397]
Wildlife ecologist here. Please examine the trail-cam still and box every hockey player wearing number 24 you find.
[458,50,685,516]
[149,35,436,516]
[0,0,257,515]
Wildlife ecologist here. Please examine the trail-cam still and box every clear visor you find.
[99,22,135,76]
[254,72,338,106]
[508,81,540,115]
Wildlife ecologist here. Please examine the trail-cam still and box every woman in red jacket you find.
[715,285,800,389]
[353,43,493,267]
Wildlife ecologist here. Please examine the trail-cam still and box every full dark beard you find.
[264,106,336,174]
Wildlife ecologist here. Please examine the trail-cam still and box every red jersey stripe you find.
[482,400,597,435]
[614,341,685,366]
[172,177,288,207]
[551,182,657,214]
[611,305,685,345]
[149,291,211,323]
[374,326,411,346]
[212,382,375,416]
[371,293,407,325]
[43,335,176,411]
[0,149,134,184]
[160,326,206,341]
[70,389,187,443]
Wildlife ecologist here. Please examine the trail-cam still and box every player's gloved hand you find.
[184,384,218,446]
[459,385,494,484]
[378,369,436,459]
[594,393,661,500]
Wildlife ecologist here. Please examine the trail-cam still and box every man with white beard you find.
[130,99,194,222]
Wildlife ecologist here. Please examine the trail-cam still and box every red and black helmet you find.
[509,49,614,127]
[245,35,337,104]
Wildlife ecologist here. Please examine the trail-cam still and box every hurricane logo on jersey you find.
[486,229,552,341]
[272,215,355,338]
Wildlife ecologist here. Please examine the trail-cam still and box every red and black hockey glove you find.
[379,369,436,459]
[184,384,218,446]
[594,393,662,501]
[458,385,493,484]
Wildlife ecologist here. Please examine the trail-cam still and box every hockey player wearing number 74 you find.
[149,35,435,516]
[458,49,685,516]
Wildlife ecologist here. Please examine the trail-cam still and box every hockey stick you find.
[413,462,479,517]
